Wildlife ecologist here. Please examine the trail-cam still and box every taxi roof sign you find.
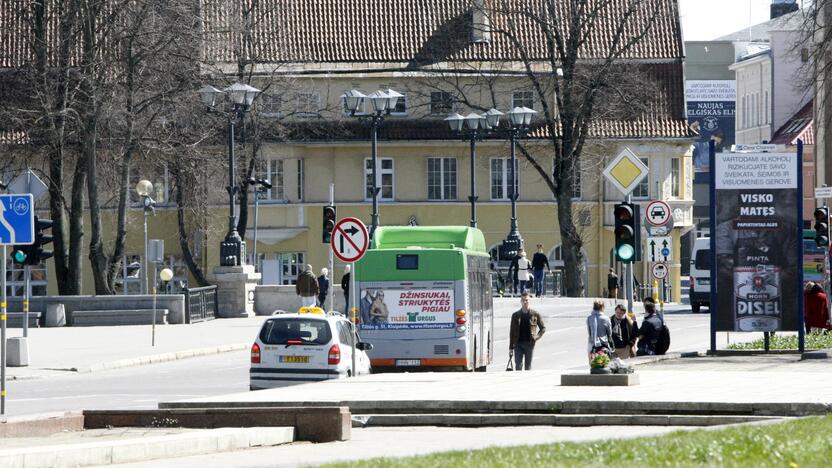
[603,148,649,196]
[298,306,325,315]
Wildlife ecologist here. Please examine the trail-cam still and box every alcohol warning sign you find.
[357,289,455,330]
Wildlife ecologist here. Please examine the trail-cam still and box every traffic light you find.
[614,202,640,263]
[814,207,829,247]
[32,217,53,264]
[322,205,336,243]
[11,246,30,265]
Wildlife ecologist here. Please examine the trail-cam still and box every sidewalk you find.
[3,316,268,380]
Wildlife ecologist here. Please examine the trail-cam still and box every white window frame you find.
[258,93,282,117]
[671,158,680,198]
[632,157,650,199]
[296,92,320,117]
[490,157,518,201]
[512,90,535,110]
[365,158,395,201]
[427,157,457,201]
[256,159,286,202]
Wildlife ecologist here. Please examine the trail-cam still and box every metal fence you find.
[491,269,563,297]
[184,286,217,324]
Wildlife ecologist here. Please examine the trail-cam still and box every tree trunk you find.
[173,168,211,287]
[556,190,585,297]
[66,154,86,295]
[105,151,132,292]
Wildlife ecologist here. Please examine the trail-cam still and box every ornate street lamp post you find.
[445,109,503,228]
[246,177,272,272]
[502,106,536,259]
[342,88,402,238]
[199,83,261,266]
[135,179,155,294]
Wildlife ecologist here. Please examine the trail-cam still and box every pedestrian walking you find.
[317,268,330,309]
[804,282,831,333]
[508,254,520,296]
[636,299,662,356]
[508,292,545,370]
[516,250,532,295]
[341,265,351,317]
[296,264,319,309]
[586,301,613,364]
[531,244,551,297]
[607,268,619,299]
[610,304,638,359]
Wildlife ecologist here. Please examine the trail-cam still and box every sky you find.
[678,0,806,41]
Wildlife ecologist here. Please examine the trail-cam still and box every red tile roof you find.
[770,100,814,146]
[201,0,684,64]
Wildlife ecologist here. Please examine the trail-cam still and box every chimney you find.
[472,0,491,43]
[770,0,798,20]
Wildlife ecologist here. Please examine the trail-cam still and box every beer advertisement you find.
[714,152,801,332]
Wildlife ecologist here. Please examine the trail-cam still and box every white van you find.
[689,237,710,313]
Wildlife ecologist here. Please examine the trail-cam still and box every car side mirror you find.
[357,342,373,351]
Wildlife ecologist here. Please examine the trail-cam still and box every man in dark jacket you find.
[341,265,351,317]
[295,264,319,308]
[607,269,619,299]
[508,292,546,370]
[637,299,662,356]
[531,244,551,298]
[317,268,330,309]
[508,254,520,297]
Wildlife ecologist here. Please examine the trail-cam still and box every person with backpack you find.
[636,298,665,356]
[610,304,638,359]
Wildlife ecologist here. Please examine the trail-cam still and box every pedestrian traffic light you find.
[322,205,336,243]
[614,202,639,263]
[814,207,829,247]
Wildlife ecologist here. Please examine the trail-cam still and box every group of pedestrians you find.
[507,244,552,297]
[295,264,334,309]
[508,292,666,371]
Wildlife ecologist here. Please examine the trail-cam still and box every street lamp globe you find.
[135,180,153,197]
[520,106,537,126]
[198,85,222,108]
[508,107,526,127]
[367,90,390,113]
[159,268,174,282]
[224,82,261,107]
[383,89,403,112]
[444,113,465,132]
[342,89,366,114]
[484,108,503,129]
[463,112,485,131]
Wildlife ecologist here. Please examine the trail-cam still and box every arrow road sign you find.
[645,200,672,226]
[646,236,672,263]
[651,262,669,280]
[331,217,369,263]
[0,194,35,245]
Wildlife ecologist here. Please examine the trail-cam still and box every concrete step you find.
[72,309,168,326]
[0,426,294,468]
[5,312,41,328]
[351,413,787,428]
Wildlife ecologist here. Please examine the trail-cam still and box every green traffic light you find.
[13,250,26,263]
[617,244,635,261]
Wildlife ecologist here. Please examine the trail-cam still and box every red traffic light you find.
[614,204,634,221]
[814,207,829,221]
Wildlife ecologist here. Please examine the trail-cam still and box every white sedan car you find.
[250,309,373,390]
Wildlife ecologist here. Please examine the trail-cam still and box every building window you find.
[742,95,747,129]
[256,159,285,201]
[365,158,394,201]
[671,158,680,198]
[279,252,305,285]
[258,93,282,117]
[430,92,453,115]
[512,90,535,110]
[297,159,304,201]
[427,157,457,200]
[296,92,320,116]
[391,93,408,115]
[490,158,518,200]
[632,158,649,199]
[764,91,769,124]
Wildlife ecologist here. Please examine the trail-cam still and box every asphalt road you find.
[4,297,735,417]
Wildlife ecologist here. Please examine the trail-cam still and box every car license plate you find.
[280,355,310,364]
[395,359,421,367]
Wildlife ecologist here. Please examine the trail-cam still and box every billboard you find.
[358,289,455,330]
[686,80,736,172]
[713,152,801,332]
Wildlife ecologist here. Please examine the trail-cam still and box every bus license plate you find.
[280,356,310,364]
[396,359,421,367]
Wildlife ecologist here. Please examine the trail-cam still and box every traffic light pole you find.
[2,245,6,414]
[625,193,634,315]
[22,265,29,338]
[328,183,334,312]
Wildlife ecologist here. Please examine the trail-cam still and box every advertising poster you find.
[686,80,736,173]
[358,289,455,330]
[714,152,801,332]
[803,240,826,285]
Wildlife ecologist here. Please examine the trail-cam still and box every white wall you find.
[770,29,812,131]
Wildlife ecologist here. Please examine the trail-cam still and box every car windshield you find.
[260,318,332,345]
[694,249,710,270]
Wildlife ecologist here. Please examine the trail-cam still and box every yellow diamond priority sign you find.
[603,148,649,196]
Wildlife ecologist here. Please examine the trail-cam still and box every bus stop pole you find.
[350,261,356,378]
[2,245,6,414]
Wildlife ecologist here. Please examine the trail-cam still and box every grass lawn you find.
[329,415,832,467]
[727,332,832,350]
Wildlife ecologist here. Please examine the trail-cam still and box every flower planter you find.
[590,367,611,375]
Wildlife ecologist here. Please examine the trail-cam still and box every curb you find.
[802,349,832,360]
[0,426,294,468]
[9,343,249,380]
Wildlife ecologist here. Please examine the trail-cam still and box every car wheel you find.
[691,303,701,314]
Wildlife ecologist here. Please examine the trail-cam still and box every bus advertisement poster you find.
[713,151,801,332]
[358,288,455,329]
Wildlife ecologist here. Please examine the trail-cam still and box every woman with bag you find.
[586,300,614,364]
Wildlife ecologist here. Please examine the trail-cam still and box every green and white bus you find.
[355,226,493,372]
